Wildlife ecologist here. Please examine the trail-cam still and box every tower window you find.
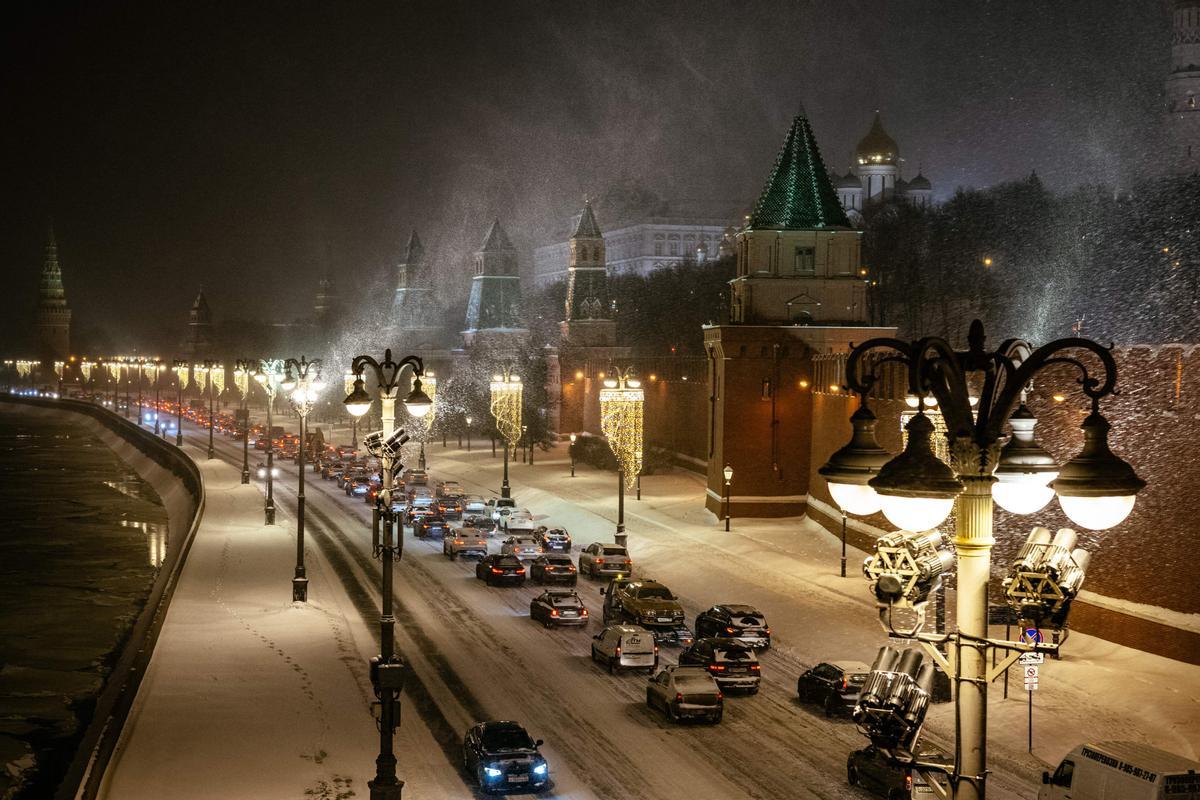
[669,241,679,255]
[655,243,663,256]
[1190,96,1196,108]
[793,247,815,275]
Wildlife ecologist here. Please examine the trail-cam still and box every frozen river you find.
[0,405,168,800]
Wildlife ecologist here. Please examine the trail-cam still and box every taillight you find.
[491,568,503,574]
[675,692,683,703]
[905,775,912,791]
[653,645,659,654]
[765,627,772,635]
[568,565,576,572]
[750,664,761,671]
[551,609,559,617]
[624,559,632,565]
[724,626,736,634]
[454,540,464,545]
[581,609,588,616]
[516,568,525,574]
[717,692,724,701]
[595,558,605,564]
[709,664,726,672]
[615,646,622,657]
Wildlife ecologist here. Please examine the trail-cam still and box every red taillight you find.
[568,565,576,572]
[765,627,771,635]
[545,566,555,571]
[624,559,632,565]
[477,541,486,546]
[905,775,912,791]
[709,664,726,672]
[675,692,683,703]
[453,540,464,545]
[717,692,724,701]
[491,568,503,574]
[841,678,847,690]
[551,609,559,617]
[581,609,588,616]
[724,626,736,634]
[615,646,622,657]
[595,558,605,564]
[516,568,525,574]
[750,664,761,671]
[653,645,659,654]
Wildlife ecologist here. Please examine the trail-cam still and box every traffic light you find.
[1002,527,1091,629]
[853,646,936,753]
[863,530,956,607]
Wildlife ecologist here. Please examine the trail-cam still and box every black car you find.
[475,554,526,586]
[535,526,572,553]
[677,638,761,693]
[847,745,943,798]
[529,589,589,627]
[694,604,771,649]
[530,554,578,586]
[462,721,549,794]
[797,660,871,717]
[415,515,449,539]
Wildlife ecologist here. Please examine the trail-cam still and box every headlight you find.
[533,762,548,776]
[483,766,502,778]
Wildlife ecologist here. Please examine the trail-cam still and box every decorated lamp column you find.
[490,368,522,499]
[344,372,361,449]
[282,357,324,602]
[172,360,188,446]
[254,359,287,525]
[600,368,643,548]
[414,370,436,470]
[235,360,255,483]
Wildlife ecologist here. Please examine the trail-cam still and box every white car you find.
[486,497,518,522]
[463,495,488,516]
[501,535,544,561]
[646,666,723,724]
[590,625,658,674]
[502,509,538,533]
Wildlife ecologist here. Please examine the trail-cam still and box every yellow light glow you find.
[600,382,644,489]
[1052,393,1066,403]
[829,383,840,392]
[982,257,993,267]
[574,370,584,380]
[799,379,809,389]
[490,377,523,446]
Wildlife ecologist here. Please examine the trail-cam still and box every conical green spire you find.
[572,201,602,238]
[39,226,67,306]
[750,113,849,229]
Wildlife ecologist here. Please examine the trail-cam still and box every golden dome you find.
[855,112,899,166]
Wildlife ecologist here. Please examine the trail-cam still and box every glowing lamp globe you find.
[818,405,892,516]
[404,379,433,418]
[829,482,884,516]
[1051,412,1144,530]
[868,412,962,532]
[992,406,1059,515]
[343,377,372,418]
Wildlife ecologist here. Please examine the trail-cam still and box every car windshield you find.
[550,594,581,607]
[716,646,753,661]
[481,726,534,752]
[637,586,673,600]
[602,546,627,556]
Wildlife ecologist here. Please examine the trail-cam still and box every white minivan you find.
[1041,741,1200,800]
[590,625,658,674]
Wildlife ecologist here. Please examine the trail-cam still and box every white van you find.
[590,625,658,674]
[1040,741,1200,800]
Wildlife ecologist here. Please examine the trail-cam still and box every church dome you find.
[834,171,861,189]
[907,172,932,190]
[856,112,899,166]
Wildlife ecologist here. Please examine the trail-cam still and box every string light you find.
[600,373,643,489]
[490,372,523,446]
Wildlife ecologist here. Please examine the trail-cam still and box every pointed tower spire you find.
[572,201,603,238]
[464,219,523,335]
[36,225,71,360]
[749,112,850,229]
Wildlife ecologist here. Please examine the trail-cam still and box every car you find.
[346,474,372,497]
[486,496,518,521]
[401,468,428,486]
[797,660,871,717]
[437,480,464,498]
[462,721,549,794]
[500,535,543,561]
[254,461,281,479]
[694,604,772,649]
[578,542,633,578]
[591,624,658,674]
[475,554,526,586]
[529,589,589,628]
[321,461,345,480]
[444,531,489,560]
[461,514,496,535]
[677,638,762,693]
[535,527,572,553]
[463,495,488,516]
[600,579,690,646]
[530,554,577,585]
[364,477,382,503]
[437,497,463,519]
[415,515,450,539]
[847,745,945,798]
[406,505,436,527]
[645,665,723,724]
[502,509,538,533]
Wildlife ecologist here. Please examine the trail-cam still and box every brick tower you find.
[35,227,71,362]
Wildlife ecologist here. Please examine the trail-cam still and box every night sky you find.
[0,1,1171,350]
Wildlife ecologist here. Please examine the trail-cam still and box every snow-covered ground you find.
[102,418,1200,800]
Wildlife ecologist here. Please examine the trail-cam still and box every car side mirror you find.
[599,587,606,595]
[535,739,544,747]
[1042,772,1050,785]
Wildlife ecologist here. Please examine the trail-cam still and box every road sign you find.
[1019,652,1044,665]
[1024,665,1039,690]
[1020,628,1043,646]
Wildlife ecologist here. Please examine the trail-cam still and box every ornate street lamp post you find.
[282,357,324,602]
[490,368,522,499]
[569,433,577,477]
[172,361,188,446]
[343,349,432,800]
[254,359,287,525]
[821,320,1144,800]
[344,372,361,449]
[198,360,220,459]
[122,359,132,418]
[235,360,255,484]
[723,464,733,532]
[600,367,643,548]
[465,416,472,452]
[134,357,145,425]
[414,370,436,470]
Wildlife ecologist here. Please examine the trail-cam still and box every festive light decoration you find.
[80,361,93,383]
[235,365,250,398]
[489,371,523,446]
[53,361,65,379]
[174,362,190,389]
[343,372,358,398]
[600,372,644,489]
[210,364,225,397]
[196,363,210,393]
[107,360,122,382]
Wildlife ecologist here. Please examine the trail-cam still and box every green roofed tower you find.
[728,109,866,326]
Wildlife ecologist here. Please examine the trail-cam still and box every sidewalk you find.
[97,436,458,799]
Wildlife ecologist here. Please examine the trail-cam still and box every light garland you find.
[210,364,225,397]
[600,379,644,489]
[53,361,65,379]
[174,362,190,389]
[235,366,250,398]
[107,360,122,382]
[489,373,523,446]
[80,361,93,383]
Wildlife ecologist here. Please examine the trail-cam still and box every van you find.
[1041,741,1200,800]
[590,624,659,674]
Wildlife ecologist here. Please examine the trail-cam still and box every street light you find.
[823,319,1144,800]
[599,367,643,548]
[199,360,221,459]
[344,348,429,800]
[414,370,436,470]
[134,357,145,425]
[465,415,473,452]
[723,464,733,531]
[172,360,188,446]
[819,400,892,577]
[147,361,164,435]
[490,368,522,499]
[569,433,577,477]
[283,356,324,602]
[234,360,255,483]
[344,372,361,449]
[254,359,287,525]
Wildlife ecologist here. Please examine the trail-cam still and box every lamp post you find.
[344,372,361,449]
[134,358,145,425]
[599,367,643,548]
[108,359,121,412]
[344,348,432,800]
[172,361,188,446]
[123,359,131,417]
[465,416,472,452]
[235,360,255,484]
[569,433,577,477]
[490,368,522,499]
[281,357,324,602]
[821,319,1144,800]
[199,361,219,459]
[254,359,287,525]
[521,424,528,464]
[415,370,436,470]
[723,464,733,531]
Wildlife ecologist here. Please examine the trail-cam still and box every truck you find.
[600,578,693,646]
[1040,741,1200,800]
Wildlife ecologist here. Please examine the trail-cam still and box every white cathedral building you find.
[831,111,932,225]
